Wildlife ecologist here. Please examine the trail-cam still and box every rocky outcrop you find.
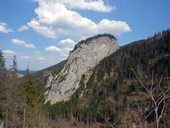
[45,34,119,104]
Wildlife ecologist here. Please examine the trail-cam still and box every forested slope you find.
[45,29,170,127]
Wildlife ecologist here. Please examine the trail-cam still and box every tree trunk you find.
[5,78,9,128]
[155,108,159,128]
[23,108,26,128]
[38,113,41,128]
[4,107,8,128]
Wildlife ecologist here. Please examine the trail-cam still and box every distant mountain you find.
[17,70,36,78]
[18,70,36,76]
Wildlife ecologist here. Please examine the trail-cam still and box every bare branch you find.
[145,108,154,120]
[103,118,114,128]
[151,71,154,91]
[156,90,170,105]
[156,88,170,101]
[157,69,166,94]
[158,96,166,121]
[130,65,170,128]
[165,94,170,100]
[130,65,150,93]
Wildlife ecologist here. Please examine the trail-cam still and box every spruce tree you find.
[8,55,19,127]
[20,73,39,128]
[0,50,7,127]
[0,50,7,101]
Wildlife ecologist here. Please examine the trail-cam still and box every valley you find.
[1,29,168,127]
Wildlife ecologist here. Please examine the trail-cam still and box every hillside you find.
[44,29,170,127]
[45,34,119,104]
[32,60,66,83]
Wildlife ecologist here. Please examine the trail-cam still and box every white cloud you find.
[24,43,36,48]
[28,20,57,38]
[45,46,62,52]
[0,22,12,33]
[18,52,46,61]
[59,39,76,47]
[45,45,73,59]
[97,19,131,34]
[28,0,131,39]
[18,25,29,31]
[34,0,114,13]
[2,50,16,57]
[36,55,46,61]
[34,51,46,61]
[61,47,73,57]
[11,39,36,49]
[16,52,47,65]
[12,39,25,45]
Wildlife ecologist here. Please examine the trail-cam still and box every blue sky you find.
[0,0,170,71]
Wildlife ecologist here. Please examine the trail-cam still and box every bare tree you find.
[130,65,170,128]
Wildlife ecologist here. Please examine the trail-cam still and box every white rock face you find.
[45,36,119,104]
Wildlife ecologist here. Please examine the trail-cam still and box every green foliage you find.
[21,74,38,106]
[19,74,45,127]
[0,50,6,120]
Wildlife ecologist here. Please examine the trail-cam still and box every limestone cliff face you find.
[45,35,119,104]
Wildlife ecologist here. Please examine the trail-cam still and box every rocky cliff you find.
[45,34,119,104]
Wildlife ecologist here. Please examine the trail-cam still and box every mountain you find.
[18,70,36,77]
[44,29,170,127]
[31,60,66,83]
[45,34,119,104]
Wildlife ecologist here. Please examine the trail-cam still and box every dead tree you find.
[130,66,170,128]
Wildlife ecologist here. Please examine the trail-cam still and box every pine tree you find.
[7,55,20,127]
[0,50,7,104]
[0,50,7,127]
[10,55,17,78]
[20,74,39,128]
